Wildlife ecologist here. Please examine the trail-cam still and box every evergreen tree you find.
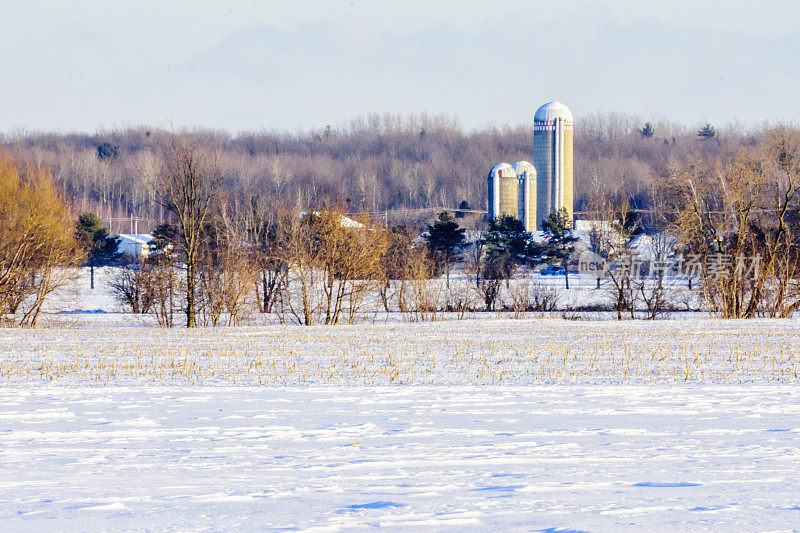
[640,122,654,138]
[698,123,716,139]
[482,215,538,271]
[480,215,539,302]
[75,212,118,289]
[150,222,181,255]
[96,142,119,160]
[455,200,470,218]
[476,216,541,310]
[541,209,578,289]
[425,211,466,287]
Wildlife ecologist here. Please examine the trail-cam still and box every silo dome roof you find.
[489,163,517,178]
[534,101,573,122]
[513,161,536,178]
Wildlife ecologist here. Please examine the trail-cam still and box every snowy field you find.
[3,385,800,531]
[3,269,800,530]
[2,319,798,385]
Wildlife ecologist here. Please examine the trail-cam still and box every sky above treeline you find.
[4,0,800,133]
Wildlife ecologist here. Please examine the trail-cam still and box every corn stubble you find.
[2,320,798,386]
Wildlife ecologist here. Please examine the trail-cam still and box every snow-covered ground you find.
[2,268,799,530]
[3,385,800,531]
[2,318,798,385]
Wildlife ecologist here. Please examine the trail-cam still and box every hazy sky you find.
[3,0,800,132]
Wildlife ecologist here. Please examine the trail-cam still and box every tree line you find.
[0,112,765,232]
[0,118,798,326]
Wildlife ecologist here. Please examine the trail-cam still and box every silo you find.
[487,163,518,220]
[513,161,536,232]
[533,101,574,229]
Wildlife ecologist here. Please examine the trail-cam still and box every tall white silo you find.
[533,101,574,229]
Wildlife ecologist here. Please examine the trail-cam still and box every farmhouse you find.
[116,233,154,260]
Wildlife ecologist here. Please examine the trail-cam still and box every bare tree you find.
[633,231,679,320]
[589,202,641,320]
[246,196,288,314]
[633,185,682,319]
[196,212,257,326]
[670,128,800,318]
[758,126,800,317]
[673,148,764,317]
[145,257,181,328]
[400,252,442,322]
[507,277,560,318]
[158,134,221,327]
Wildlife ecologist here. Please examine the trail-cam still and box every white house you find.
[299,211,366,229]
[116,234,154,260]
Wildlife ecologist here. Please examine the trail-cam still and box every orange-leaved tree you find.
[0,155,82,326]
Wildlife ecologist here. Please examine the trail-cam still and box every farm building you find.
[116,234,154,260]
